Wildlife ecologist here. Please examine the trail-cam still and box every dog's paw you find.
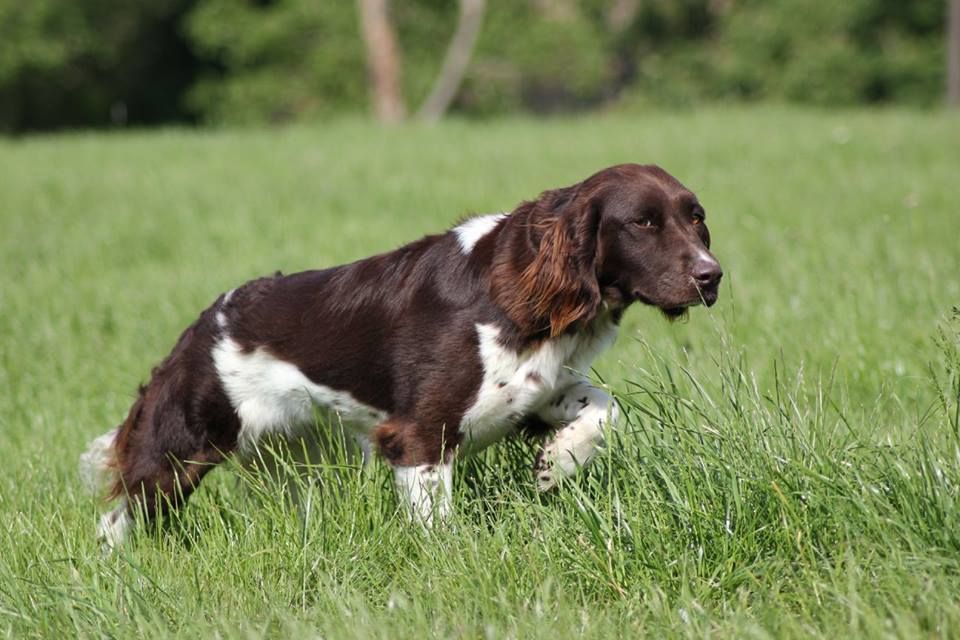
[533,448,559,492]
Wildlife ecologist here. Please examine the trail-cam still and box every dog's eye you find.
[691,211,705,225]
[633,219,654,229]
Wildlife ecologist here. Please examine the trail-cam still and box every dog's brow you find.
[674,192,698,210]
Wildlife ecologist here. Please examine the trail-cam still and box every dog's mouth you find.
[660,305,690,320]
[698,285,719,307]
[636,286,719,319]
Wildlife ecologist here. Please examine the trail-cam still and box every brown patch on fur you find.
[373,420,410,463]
[374,419,460,466]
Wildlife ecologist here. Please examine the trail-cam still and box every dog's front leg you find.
[534,379,620,491]
[375,419,454,527]
[393,460,453,527]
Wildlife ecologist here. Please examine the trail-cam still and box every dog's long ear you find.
[502,189,603,337]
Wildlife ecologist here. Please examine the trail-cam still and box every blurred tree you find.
[184,0,460,124]
[0,0,951,131]
[620,0,945,107]
[0,0,199,132]
[185,0,367,123]
[949,0,960,105]
[358,0,406,123]
[460,0,612,114]
[417,0,486,122]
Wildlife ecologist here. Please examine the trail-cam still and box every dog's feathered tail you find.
[79,427,119,498]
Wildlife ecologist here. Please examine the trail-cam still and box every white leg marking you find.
[97,500,133,550]
[453,213,506,254]
[535,381,620,491]
[394,462,453,527]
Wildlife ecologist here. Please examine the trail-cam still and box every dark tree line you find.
[0,0,955,132]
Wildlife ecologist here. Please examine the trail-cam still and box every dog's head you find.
[495,164,722,336]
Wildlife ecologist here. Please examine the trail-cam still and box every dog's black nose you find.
[693,259,723,289]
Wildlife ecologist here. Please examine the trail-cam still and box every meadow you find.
[1,107,959,638]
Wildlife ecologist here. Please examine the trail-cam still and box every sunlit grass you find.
[1,107,958,638]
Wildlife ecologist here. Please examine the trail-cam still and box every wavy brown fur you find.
[491,186,602,338]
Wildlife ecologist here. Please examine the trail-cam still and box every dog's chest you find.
[458,321,616,452]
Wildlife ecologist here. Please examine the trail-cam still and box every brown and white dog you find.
[80,164,721,547]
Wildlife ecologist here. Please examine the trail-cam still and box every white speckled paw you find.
[533,447,560,492]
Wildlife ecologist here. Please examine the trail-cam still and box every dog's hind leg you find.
[85,434,226,550]
[100,384,237,549]
[80,427,136,548]
[95,445,224,550]
[119,446,226,533]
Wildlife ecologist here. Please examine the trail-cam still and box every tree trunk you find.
[606,0,639,32]
[949,0,960,106]
[417,0,486,123]
[358,0,406,123]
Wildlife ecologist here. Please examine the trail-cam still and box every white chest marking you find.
[212,337,387,450]
[458,321,617,452]
[453,213,506,254]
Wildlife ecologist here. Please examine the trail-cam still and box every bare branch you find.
[416,0,486,123]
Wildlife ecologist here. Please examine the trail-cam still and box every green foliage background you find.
[0,0,949,131]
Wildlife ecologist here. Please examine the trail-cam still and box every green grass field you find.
[1,107,959,638]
